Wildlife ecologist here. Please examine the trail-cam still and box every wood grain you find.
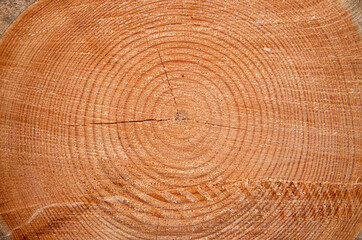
[0,0,361,239]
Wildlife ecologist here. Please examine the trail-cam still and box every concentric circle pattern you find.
[0,0,361,239]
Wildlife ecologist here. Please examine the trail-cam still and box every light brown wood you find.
[0,0,361,239]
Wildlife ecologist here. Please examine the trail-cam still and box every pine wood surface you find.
[0,0,361,239]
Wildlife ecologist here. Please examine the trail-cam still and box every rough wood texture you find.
[0,0,37,38]
[0,0,361,239]
[340,0,361,33]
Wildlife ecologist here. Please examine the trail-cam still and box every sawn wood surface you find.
[0,0,361,239]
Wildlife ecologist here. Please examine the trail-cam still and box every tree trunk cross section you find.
[0,0,361,239]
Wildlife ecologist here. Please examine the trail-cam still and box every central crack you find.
[157,50,177,106]
[66,117,246,131]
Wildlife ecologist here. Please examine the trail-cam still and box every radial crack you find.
[90,118,170,125]
[157,50,177,106]
[67,118,170,127]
